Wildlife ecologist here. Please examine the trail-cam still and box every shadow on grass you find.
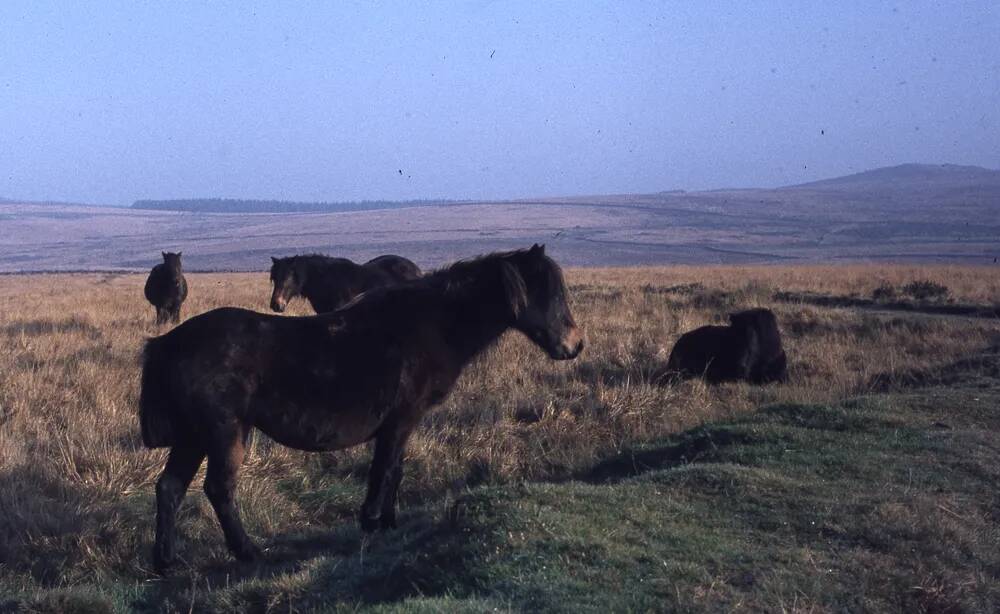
[0,466,89,585]
[868,343,1000,392]
[162,507,496,612]
[54,345,135,371]
[773,290,1000,319]
[555,355,674,389]
[580,399,904,485]
[580,426,759,484]
[0,317,103,340]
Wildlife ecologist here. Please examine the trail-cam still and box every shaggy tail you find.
[139,336,176,448]
[665,344,687,376]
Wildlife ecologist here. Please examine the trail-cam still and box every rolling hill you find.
[1,163,997,272]
[786,163,1000,192]
[131,197,465,214]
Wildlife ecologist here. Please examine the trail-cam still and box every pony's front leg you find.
[360,421,412,533]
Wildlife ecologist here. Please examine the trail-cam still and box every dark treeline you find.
[131,198,467,214]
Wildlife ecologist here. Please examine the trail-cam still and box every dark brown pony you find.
[666,308,788,384]
[143,252,188,325]
[269,254,421,313]
[140,245,582,571]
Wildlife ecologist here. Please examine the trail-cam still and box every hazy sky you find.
[1,1,997,205]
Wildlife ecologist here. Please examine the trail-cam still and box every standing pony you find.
[269,254,421,313]
[144,252,188,325]
[140,245,582,571]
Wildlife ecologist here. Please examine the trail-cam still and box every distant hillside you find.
[131,197,466,214]
[4,162,998,272]
[0,197,112,207]
[784,163,1000,192]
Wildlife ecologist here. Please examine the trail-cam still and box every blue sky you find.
[1,1,997,205]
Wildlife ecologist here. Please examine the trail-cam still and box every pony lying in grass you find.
[666,308,787,384]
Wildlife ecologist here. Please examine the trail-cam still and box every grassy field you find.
[0,264,998,612]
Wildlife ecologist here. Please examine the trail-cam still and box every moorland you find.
[1,264,998,611]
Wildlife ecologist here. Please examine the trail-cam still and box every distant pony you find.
[140,245,583,571]
[144,252,188,325]
[269,254,421,313]
[666,308,787,384]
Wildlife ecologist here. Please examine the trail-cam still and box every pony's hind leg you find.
[379,462,403,530]
[153,446,205,573]
[203,434,259,562]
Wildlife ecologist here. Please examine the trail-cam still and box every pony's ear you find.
[271,256,278,264]
[176,252,182,258]
[530,243,545,256]
[499,261,528,319]
[161,251,167,259]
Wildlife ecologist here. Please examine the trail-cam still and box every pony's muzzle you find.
[553,326,584,360]
[270,296,287,312]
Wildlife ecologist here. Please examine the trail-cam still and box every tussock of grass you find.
[10,588,116,614]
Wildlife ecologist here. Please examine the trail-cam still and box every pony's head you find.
[269,256,305,312]
[500,244,584,360]
[161,252,183,270]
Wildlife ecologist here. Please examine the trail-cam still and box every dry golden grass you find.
[572,263,1000,304]
[0,265,997,603]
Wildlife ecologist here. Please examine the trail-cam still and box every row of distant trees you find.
[131,197,466,214]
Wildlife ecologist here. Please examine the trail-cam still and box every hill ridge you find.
[131,196,468,214]
[784,162,1000,190]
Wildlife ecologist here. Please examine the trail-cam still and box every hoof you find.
[379,515,398,531]
[233,541,262,562]
[359,514,380,533]
[153,549,175,575]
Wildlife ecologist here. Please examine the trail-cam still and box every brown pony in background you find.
[143,252,188,325]
[269,254,421,313]
[140,245,583,571]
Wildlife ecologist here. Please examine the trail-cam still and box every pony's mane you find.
[332,248,541,317]
[425,248,535,284]
[273,254,355,267]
